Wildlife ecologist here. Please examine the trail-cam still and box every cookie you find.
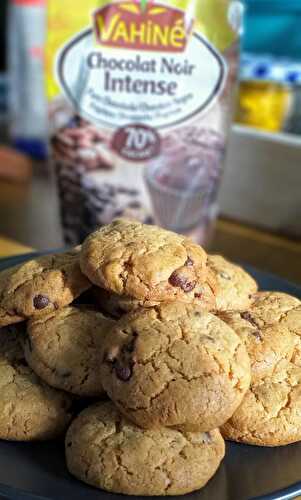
[220,291,301,446]
[219,310,297,383]
[240,291,301,328]
[93,277,216,319]
[0,248,91,327]
[100,303,251,431]
[0,326,73,440]
[208,255,258,311]
[222,360,301,446]
[65,401,225,496]
[24,306,114,397]
[80,219,209,303]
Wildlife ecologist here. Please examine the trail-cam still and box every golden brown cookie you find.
[100,303,251,431]
[80,219,209,303]
[222,360,301,446]
[24,306,114,397]
[223,291,301,374]
[0,248,91,327]
[208,255,258,311]
[219,310,297,383]
[0,326,73,441]
[221,291,301,446]
[241,291,301,328]
[65,402,225,496]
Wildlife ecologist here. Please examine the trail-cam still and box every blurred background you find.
[0,0,300,283]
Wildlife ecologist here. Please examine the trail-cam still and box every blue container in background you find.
[243,0,301,59]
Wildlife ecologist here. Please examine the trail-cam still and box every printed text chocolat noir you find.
[46,0,242,244]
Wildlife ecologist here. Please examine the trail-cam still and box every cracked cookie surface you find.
[100,303,251,431]
[24,306,114,397]
[208,255,258,311]
[65,401,225,496]
[240,291,301,328]
[0,326,73,440]
[219,310,297,384]
[0,248,91,327]
[220,291,301,445]
[80,219,209,303]
[222,360,301,446]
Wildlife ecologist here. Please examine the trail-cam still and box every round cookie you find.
[0,326,73,440]
[80,219,209,303]
[222,360,301,446]
[208,255,258,311]
[24,306,114,397]
[0,248,91,327]
[100,303,251,431]
[65,401,225,496]
[93,278,216,319]
[219,310,297,383]
[240,291,301,328]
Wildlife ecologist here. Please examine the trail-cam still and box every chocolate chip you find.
[61,370,72,378]
[185,257,194,267]
[202,335,215,342]
[169,271,196,292]
[66,441,72,448]
[219,271,231,280]
[194,292,202,299]
[33,295,50,310]
[252,330,262,342]
[240,312,258,328]
[115,364,132,381]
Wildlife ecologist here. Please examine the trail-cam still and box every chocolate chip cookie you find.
[220,291,301,445]
[208,255,258,311]
[65,401,225,495]
[80,219,209,303]
[222,360,301,446]
[240,291,300,328]
[0,248,91,327]
[219,309,297,383]
[222,291,301,374]
[0,326,73,440]
[100,303,251,431]
[24,306,114,397]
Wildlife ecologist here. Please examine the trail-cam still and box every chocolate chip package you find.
[46,0,242,245]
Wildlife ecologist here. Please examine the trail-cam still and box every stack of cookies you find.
[0,219,301,496]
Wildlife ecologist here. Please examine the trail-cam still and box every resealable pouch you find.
[46,0,242,244]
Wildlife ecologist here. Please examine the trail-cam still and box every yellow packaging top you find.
[46,0,237,99]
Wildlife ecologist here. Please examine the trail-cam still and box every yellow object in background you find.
[235,55,297,134]
[236,81,292,133]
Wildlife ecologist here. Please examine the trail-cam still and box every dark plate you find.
[0,253,301,500]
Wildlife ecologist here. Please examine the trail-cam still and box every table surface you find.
[0,162,300,285]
